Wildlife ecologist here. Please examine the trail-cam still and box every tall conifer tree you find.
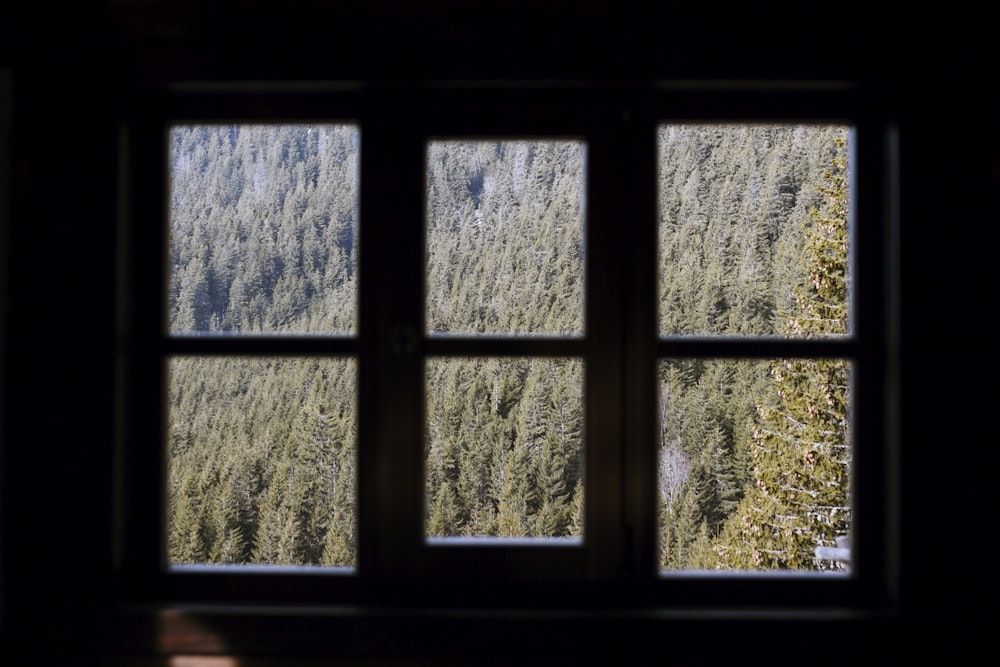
[714,139,851,570]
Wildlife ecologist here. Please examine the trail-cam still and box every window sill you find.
[88,602,899,661]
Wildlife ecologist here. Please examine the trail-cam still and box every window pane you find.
[658,358,852,573]
[167,357,357,567]
[425,357,584,539]
[658,124,851,337]
[168,124,360,335]
[426,140,585,336]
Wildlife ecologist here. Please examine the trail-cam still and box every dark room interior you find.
[1,1,997,664]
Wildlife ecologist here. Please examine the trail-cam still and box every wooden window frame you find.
[115,81,898,611]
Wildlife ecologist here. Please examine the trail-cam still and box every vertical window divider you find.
[621,97,661,585]
[584,116,628,583]
[117,109,170,589]
[358,102,428,582]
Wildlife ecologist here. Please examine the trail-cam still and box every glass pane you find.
[657,358,852,573]
[168,124,360,335]
[426,140,585,336]
[658,124,851,337]
[167,357,357,567]
[425,357,584,539]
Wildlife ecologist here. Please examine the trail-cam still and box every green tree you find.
[168,472,207,564]
[428,482,465,537]
[496,439,534,538]
[174,254,213,332]
[714,140,851,570]
[252,461,302,564]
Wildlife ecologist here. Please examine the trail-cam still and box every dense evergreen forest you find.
[424,141,585,539]
[167,124,850,571]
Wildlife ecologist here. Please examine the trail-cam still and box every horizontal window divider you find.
[656,337,859,359]
[425,537,584,549]
[170,564,357,576]
[422,337,587,357]
[162,336,360,356]
[154,91,367,120]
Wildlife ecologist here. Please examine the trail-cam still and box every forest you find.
[166,123,850,571]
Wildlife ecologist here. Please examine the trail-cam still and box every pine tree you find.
[174,254,213,332]
[428,482,464,537]
[168,472,207,564]
[290,370,337,561]
[568,480,584,538]
[496,419,535,538]
[207,484,249,564]
[533,430,571,537]
[252,461,300,564]
[714,138,851,570]
[320,505,355,567]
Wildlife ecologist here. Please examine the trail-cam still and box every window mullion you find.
[848,118,897,600]
[357,107,427,581]
[577,123,628,582]
[621,107,661,581]
[119,114,170,584]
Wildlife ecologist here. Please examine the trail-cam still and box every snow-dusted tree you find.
[715,138,851,570]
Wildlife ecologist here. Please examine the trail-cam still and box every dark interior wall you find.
[1,1,997,663]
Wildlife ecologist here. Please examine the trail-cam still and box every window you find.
[165,123,361,570]
[116,84,897,608]
[656,123,854,574]
[424,138,586,547]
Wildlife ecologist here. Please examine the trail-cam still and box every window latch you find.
[389,324,419,356]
